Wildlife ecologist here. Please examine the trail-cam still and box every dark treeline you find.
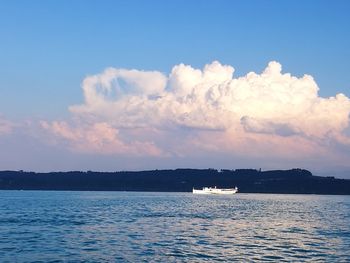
[0,168,349,195]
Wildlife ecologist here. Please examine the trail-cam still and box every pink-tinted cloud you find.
[41,121,162,156]
[0,116,14,135]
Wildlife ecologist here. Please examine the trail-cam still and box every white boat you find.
[192,186,238,195]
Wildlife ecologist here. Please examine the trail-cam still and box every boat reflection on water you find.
[193,186,238,195]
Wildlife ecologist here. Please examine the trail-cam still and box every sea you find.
[0,191,349,262]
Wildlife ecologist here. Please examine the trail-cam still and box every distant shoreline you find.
[1,169,349,195]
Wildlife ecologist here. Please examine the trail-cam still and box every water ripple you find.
[0,191,349,262]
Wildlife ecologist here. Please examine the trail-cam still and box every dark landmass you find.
[0,168,349,195]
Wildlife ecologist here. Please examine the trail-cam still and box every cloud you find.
[240,116,300,137]
[40,60,350,171]
[70,68,167,125]
[1,61,349,176]
[40,121,162,156]
[69,61,350,138]
[0,116,14,135]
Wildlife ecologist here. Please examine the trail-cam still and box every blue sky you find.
[1,0,349,118]
[1,0,350,176]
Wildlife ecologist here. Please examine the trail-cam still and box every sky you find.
[0,0,350,178]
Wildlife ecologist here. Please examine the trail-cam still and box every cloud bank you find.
[40,121,162,156]
[38,61,350,172]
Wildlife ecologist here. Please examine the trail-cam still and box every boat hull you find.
[193,187,238,195]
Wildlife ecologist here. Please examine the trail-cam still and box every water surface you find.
[0,191,349,262]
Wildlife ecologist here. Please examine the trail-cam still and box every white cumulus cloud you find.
[69,61,350,138]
